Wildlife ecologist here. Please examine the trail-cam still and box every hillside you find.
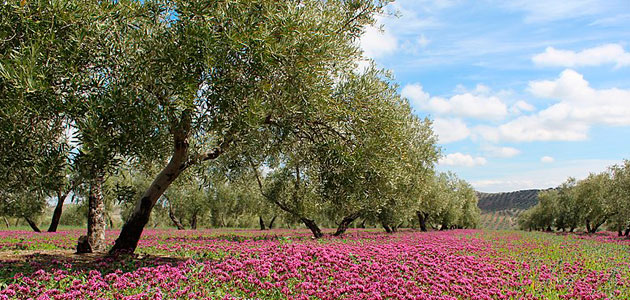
[477,189,540,212]
[476,189,542,230]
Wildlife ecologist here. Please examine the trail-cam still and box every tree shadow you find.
[0,250,190,283]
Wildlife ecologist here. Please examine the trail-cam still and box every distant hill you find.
[476,189,542,230]
[477,189,541,212]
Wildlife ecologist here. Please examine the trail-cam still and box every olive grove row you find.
[0,0,479,253]
[518,160,630,235]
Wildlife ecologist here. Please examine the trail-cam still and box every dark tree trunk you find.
[585,219,592,234]
[301,217,323,238]
[47,191,68,232]
[168,205,185,230]
[259,216,266,230]
[545,226,552,232]
[618,230,623,237]
[110,126,192,254]
[591,218,607,234]
[333,212,360,236]
[268,216,277,229]
[416,211,428,232]
[570,227,575,232]
[84,174,106,253]
[24,217,41,233]
[3,217,9,228]
[625,228,630,237]
[382,222,392,234]
[190,211,198,230]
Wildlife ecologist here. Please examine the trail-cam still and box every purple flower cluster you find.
[0,229,628,299]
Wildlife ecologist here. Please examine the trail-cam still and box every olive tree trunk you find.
[168,204,185,230]
[268,216,277,229]
[110,133,189,253]
[301,217,323,238]
[24,217,41,232]
[333,212,361,236]
[416,211,429,232]
[259,216,266,230]
[85,174,106,252]
[47,191,69,232]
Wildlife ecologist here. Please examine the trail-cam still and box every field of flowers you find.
[0,228,628,300]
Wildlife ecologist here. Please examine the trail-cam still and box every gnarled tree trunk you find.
[190,211,198,230]
[168,205,185,230]
[382,222,392,234]
[268,215,277,229]
[333,212,360,236]
[259,216,266,230]
[24,217,41,232]
[110,131,189,253]
[416,211,428,232]
[48,191,69,232]
[84,174,106,252]
[301,217,323,238]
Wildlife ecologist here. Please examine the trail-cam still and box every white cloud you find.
[402,83,509,120]
[475,69,630,142]
[432,118,470,144]
[482,146,521,158]
[360,18,398,59]
[532,44,630,68]
[509,100,535,114]
[541,156,555,163]
[439,153,487,167]
[471,159,616,192]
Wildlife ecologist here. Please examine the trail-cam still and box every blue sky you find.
[360,0,630,192]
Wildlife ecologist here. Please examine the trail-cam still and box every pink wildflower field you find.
[0,229,628,299]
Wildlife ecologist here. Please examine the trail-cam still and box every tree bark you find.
[259,216,266,230]
[24,217,41,232]
[110,139,188,253]
[268,215,277,229]
[168,205,185,230]
[3,217,9,228]
[333,212,360,236]
[84,174,106,252]
[382,222,392,233]
[190,211,198,230]
[625,227,630,237]
[48,191,69,232]
[585,219,592,234]
[301,217,323,238]
[416,211,428,232]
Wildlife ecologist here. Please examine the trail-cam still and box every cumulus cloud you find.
[475,69,630,142]
[401,83,509,120]
[482,146,521,158]
[439,153,487,167]
[360,18,398,59]
[432,118,470,144]
[532,44,630,68]
[509,100,535,114]
[541,156,555,163]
